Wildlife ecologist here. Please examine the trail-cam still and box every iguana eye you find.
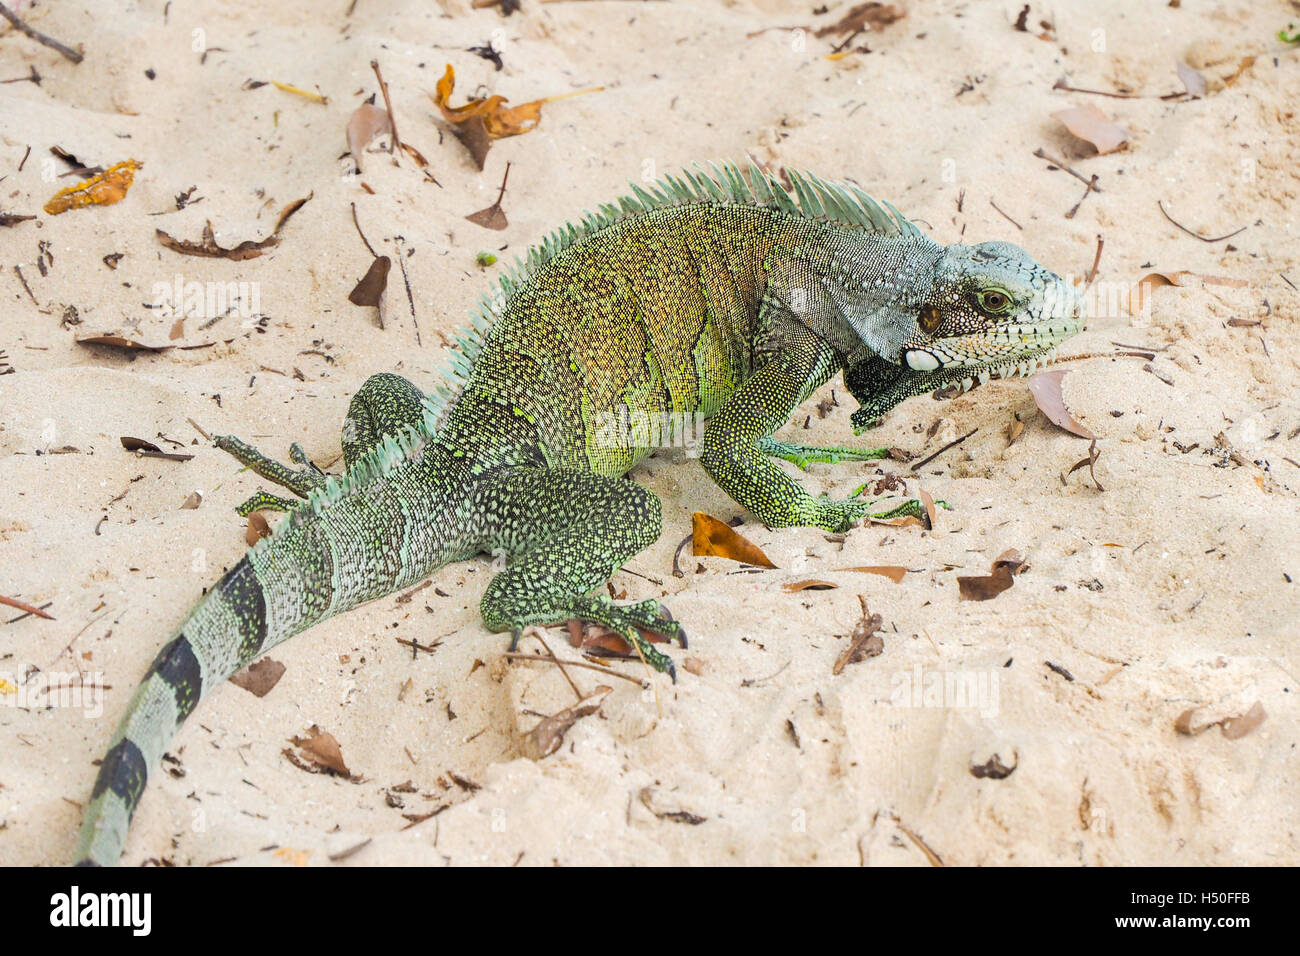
[977,289,1013,314]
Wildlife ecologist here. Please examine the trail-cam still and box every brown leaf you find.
[783,579,839,592]
[345,102,392,173]
[814,2,904,37]
[120,436,195,461]
[957,551,1024,602]
[289,724,351,776]
[465,200,508,231]
[156,194,311,260]
[970,753,1018,779]
[1126,270,1249,315]
[832,595,884,674]
[229,657,286,697]
[1066,439,1105,491]
[1051,105,1129,154]
[245,511,272,546]
[1028,369,1095,439]
[841,565,908,583]
[79,335,169,352]
[1221,700,1266,740]
[348,255,390,307]
[692,512,777,568]
[179,490,203,510]
[0,212,36,227]
[519,686,611,760]
[43,159,142,215]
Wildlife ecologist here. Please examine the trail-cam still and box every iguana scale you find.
[76,162,1084,864]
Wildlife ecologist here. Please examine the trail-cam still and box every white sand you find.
[1,0,1297,866]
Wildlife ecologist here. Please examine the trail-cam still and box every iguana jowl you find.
[76,162,1084,864]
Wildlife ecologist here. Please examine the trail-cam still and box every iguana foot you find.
[814,494,951,532]
[508,596,684,680]
[758,436,891,470]
[214,434,328,515]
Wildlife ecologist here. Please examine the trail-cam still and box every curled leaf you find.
[1028,369,1095,439]
[519,686,611,760]
[957,550,1024,602]
[289,724,352,776]
[1051,105,1129,154]
[783,580,838,592]
[1125,270,1249,315]
[346,102,392,172]
[692,512,776,568]
[156,194,311,261]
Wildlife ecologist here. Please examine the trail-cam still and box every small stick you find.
[1032,147,1102,192]
[393,239,419,345]
[910,427,978,473]
[1280,274,1297,292]
[1051,79,1137,99]
[1157,200,1247,243]
[0,2,84,64]
[988,199,1022,231]
[13,264,38,307]
[350,201,377,257]
[370,59,401,156]
[0,593,54,620]
[503,651,649,688]
[1085,234,1104,287]
[525,630,583,700]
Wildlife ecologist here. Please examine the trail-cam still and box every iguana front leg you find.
[700,317,926,533]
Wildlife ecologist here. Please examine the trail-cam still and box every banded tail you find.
[75,443,468,865]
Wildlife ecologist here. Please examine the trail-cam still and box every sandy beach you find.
[1,0,1297,866]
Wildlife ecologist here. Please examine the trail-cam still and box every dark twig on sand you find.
[0,2,84,64]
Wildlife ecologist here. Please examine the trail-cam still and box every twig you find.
[370,60,402,156]
[503,651,649,688]
[1157,200,1247,243]
[13,264,39,308]
[1085,234,1104,287]
[1051,79,1137,99]
[988,199,1022,231]
[0,2,84,63]
[392,239,419,346]
[350,201,377,257]
[0,593,54,620]
[1032,148,1102,192]
[910,427,978,473]
[525,630,582,700]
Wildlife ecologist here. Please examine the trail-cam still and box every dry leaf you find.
[1028,369,1095,439]
[970,753,1018,779]
[180,491,203,510]
[245,511,272,546]
[957,550,1025,602]
[1051,105,1129,154]
[841,565,907,583]
[832,595,884,674]
[43,159,142,215]
[1125,270,1249,315]
[345,102,392,172]
[692,512,777,568]
[432,63,600,168]
[348,255,390,307]
[78,335,168,352]
[814,2,904,37]
[229,657,286,697]
[289,724,351,775]
[156,194,311,260]
[783,579,838,592]
[519,686,611,760]
[1221,701,1266,740]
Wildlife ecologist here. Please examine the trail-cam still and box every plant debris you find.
[287,725,353,777]
[245,511,273,546]
[0,593,55,620]
[432,63,601,168]
[466,162,511,231]
[43,160,141,215]
[1051,105,1129,154]
[1028,369,1094,439]
[1126,269,1249,314]
[957,549,1025,602]
[0,212,36,227]
[783,579,838,592]
[156,194,311,260]
[1176,700,1266,740]
[272,80,328,104]
[1175,61,1207,98]
[120,436,194,461]
[692,511,776,568]
[347,255,391,309]
[832,595,884,674]
[519,686,611,760]
[229,657,286,697]
[345,101,392,173]
[842,565,908,583]
[970,752,1018,779]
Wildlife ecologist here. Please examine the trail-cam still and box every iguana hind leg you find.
[215,372,426,515]
[474,467,684,679]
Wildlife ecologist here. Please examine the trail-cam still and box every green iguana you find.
[75,162,1084,865]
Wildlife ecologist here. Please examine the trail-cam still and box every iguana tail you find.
[75,442,468,865]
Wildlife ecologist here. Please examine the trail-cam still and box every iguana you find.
[75,162,1084,865]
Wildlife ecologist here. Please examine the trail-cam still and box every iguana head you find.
[845,240,1085,433]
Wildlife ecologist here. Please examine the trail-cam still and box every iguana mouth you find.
[930,345,1061,398]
